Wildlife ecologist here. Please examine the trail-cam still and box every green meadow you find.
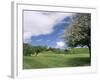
[23,48,90,69]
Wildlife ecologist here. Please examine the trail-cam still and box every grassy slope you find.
[23,48,90,69]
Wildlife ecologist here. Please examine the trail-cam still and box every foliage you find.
[63,13,91,54]
[23,43,33,56]
[32,46,48,56]
[23,43,70,56]
[23,43,48,56]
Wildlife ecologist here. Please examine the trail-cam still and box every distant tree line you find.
[23,43,47,56]
[23,43,69,56]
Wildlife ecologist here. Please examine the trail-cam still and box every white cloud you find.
[55,41,65,49]
[24,11,73,43]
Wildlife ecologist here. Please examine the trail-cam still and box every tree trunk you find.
[87,44,91,58]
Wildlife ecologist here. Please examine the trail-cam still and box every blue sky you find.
[23,11,73,49]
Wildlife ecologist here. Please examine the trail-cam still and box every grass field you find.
[23,48,90,69]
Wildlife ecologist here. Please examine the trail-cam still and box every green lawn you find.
[23,48,90,69]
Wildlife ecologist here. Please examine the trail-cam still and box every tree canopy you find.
[63,13,91,55]
[23,43,50,56]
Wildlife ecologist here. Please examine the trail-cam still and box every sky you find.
[23,10,74,49]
